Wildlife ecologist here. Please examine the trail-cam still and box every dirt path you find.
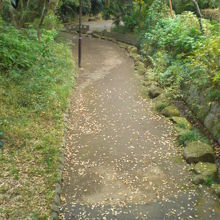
[60,35,220,219]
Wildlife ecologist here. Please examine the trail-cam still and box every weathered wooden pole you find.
[191,0,204,33]
[78,0,82,67]
[169,0,173,18]
[219,0,220,23]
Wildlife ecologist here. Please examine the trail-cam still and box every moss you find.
[211,184,220,198]
[155,102,168,112]
[178,129,209,146]
[183,141,215,163]
[194,162,217,179]
[148,85,162,99]
[135,62,147,75]
[171,117,192,129]
[161,105,180,117]
[172,155,184,164]
[153,94,170,112]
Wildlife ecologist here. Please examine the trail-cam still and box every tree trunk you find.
[219,0,220,23]
[0,0,3,11]
[9,5,18,28]
[138,3,142,25]
[191,0,204,33]
[38,0,48,41]
[19,0,24,27]
[169,0,173,18]
[27,0,30,8]
[106,0,110,8]
[49,0,60,13]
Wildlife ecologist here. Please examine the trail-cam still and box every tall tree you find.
[49,0,60,13]
[134,0,144,24]
[38,0,48,41]
[0,0,3,11]
[219,0,220,22]
[169,0,173,17]
[191,0,204,33]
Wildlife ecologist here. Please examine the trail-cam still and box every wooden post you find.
[219,0,220,23]
[169,0,173,18]
[191,0,204,34]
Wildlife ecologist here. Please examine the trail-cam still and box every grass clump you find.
[172,117,192,130]
[155,102,168,112]
[178,129,209,146]
[0,23,75,219]
[205,176,215,186]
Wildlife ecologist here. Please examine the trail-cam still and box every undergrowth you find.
[140,11,220,99]
[178,129,210,146]
[0,22,75,218]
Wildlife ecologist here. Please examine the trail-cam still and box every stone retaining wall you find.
[184,85,220,145]
[96,31,220,147]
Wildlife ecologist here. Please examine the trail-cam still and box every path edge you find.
[87,32,220,198]
[50,62,78,220]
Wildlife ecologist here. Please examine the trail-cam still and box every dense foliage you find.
[0,10,75,219]
[111,0,219,100]
[57,0,106,21]
[0,0,220,217]
[0,0,59,27]
[108,0,220,32]
[140,8,220,94]
[172,0,219,14]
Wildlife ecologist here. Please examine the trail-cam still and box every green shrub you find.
[178,129,209,146]
[0,22,75,218]
[33,11,64,31]
[140,10,220,96]
[122,6,139,32]
[144,12,203,57]
[144,0,170,32]
[155,102,168,112]
[122,0,155,32]
[172,0,219,14]
[0,24,56,77]
[205,176,215,186]
[102,6,112,20]
[189,35,220,87]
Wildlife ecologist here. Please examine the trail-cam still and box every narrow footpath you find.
[60,34,220,219]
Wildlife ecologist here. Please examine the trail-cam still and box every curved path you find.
[60,34,220,219]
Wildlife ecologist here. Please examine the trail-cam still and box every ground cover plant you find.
[0,18,75,218]
[108,1,219,108]
[141,10,220,92]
